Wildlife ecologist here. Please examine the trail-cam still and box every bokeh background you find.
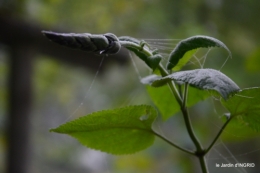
[1,0,260,173]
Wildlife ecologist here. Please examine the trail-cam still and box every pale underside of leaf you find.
[144,69,240,100]
[166,35,232,70]
[50,105,157,154]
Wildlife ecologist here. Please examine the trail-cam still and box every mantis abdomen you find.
[42,31,121,55]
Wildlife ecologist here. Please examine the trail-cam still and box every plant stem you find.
[182,106,209,173]
[177,84,183,99]
[205,117,232,154]
[120,40,152,56]
[182,83,188,108]
[180,83,203,152]
[157,63,169,76]
[158,64,183,105]
[199,156,208,173]
[157,65,203,150]
[174,80,209,172]
[181,106,204,152]
[158,64,208,172]
[153,131,195,155]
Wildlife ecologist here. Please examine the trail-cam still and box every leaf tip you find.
[49,128,56,133]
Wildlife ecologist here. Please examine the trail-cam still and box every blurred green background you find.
[1,0,260,173]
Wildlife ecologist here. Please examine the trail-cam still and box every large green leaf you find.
[221,87,260,131]
[147,85,210,120]
[145,69,240,100]
[50,105,157,154]
[166,35,231,70]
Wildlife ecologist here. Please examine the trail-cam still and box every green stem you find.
[177,84,183,100]
[181,106,204,153]
[158,64,183,105]
[179,83,204,153]
[153,131,195,155]
[157,63,169,76]
[120,41,152,57]
[182,83,188,108]
[177,82,209,172]
[183,84,208,172]
[182,106,209,172]
[205,117,232,154]
[199,156,208,173]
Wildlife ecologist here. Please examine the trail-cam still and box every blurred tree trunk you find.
[6,46,34,173]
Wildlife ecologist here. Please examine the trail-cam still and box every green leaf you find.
[221,87,260,131]
[50,105,157,154]
[166,35,231,70]
[150,69,240,100]
[147,85,210,120]
[172,49,197,71]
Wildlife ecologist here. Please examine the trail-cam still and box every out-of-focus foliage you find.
[0,48,8,172]
[1,0,260,172]
[246,47,260,73]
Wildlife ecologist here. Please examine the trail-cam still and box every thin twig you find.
[153,131,195,155]
[205,117,232,154]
